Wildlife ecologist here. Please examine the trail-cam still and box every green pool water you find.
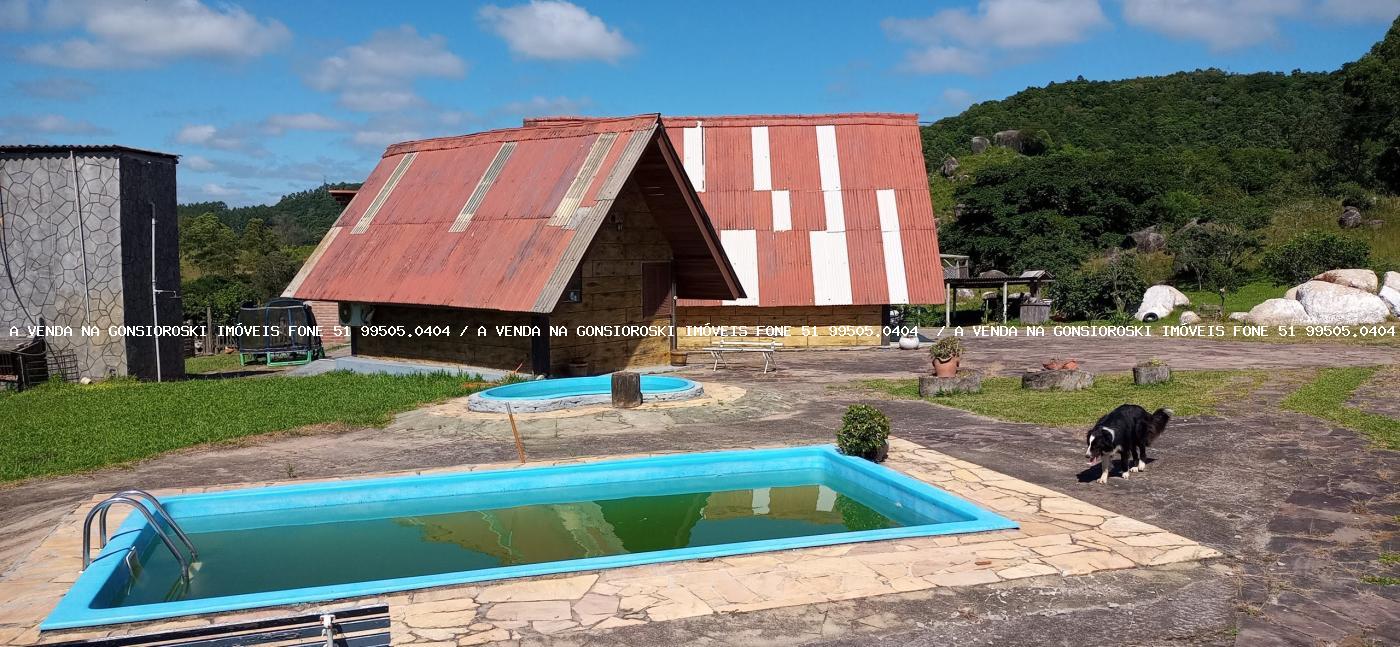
[110,483,901,607]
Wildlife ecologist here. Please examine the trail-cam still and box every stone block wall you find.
[0,148,181,380]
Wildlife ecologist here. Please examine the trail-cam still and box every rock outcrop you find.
[1381,286,1400,316]
[993,130,1022,153]
[970,136,990,154]
[1130,226,1166,252]
[1313,269,1378,293]
[1294,280,1390,325]
[1338,206,1363,228]
[1384,271,1400,293]
[1134,285,1191,321]
[940,156,960,178]
[1179,311,1201,325]
[1242,298,1312,326]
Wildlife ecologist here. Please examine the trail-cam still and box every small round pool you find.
[467,374,704,413]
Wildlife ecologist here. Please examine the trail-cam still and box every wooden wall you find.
[676,304,885,349]
[354,306,534,371]
[549,182,674,373]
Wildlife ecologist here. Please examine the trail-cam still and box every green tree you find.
[240,218,281,255]
[249,250,302,301]
[1340,16,1400,193]
[181,275,257,326]
[1261,231,1371,285]
[1169,223,1259,291]
[181,212,239,276]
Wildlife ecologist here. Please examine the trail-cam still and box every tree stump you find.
[1021,369,1094,391]
[919,370,983,396]
[1133,364,1172,385]
[611,371,642,408]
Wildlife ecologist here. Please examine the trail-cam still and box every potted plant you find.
[929,337,963,377]
[836,404,891,463]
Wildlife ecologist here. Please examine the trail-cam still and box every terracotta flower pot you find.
[1062,359,1079,370]
[1043,360,1063,370]
[933,355,960,377]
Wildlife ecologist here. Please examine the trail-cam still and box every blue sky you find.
[2,0,1397,206]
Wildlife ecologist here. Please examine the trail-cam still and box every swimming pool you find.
[467,374,703,412]
[44,445,1016,630]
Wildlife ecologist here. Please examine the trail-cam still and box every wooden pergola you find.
[944,270,1054,326]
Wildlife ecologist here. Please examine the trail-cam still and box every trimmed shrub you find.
[836,404,891,459]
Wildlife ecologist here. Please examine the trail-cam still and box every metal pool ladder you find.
[81,489,198,580]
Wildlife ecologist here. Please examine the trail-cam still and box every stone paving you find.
[1350,364,1400,419]
[0,438,1219,646]
[0,337,1396,646]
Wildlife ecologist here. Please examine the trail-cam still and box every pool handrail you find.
[100,489,198,560]
[82,495,193,581]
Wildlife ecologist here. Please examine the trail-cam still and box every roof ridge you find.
[384,114,660,157]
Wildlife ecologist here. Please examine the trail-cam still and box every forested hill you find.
[920,15,1400,318]
[178,182,358,248]
[921,69,1343,163]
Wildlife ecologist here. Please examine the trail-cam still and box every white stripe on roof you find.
[809,230,853,305]
[771,190,791,232]
[751,126,771,191]
[683,125,705,192]
[720,229,759,306]
[816,124,841,191]
[877,189,909,304]
[822,190,845,232]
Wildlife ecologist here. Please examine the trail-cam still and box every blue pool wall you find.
[43,445,1017,630]
[467,374,703,413]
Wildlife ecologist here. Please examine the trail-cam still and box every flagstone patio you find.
[0,437,1219,646]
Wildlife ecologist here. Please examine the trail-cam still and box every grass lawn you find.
[1281,366,1399,450]
[0,371,483,482]
[862,370,1262,427]
[184,353,246,374]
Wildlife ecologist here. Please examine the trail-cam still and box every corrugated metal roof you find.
[527,113,945,307]
[286,114,743,312]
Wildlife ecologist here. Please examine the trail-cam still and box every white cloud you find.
[497,95,592,118]
[1122,0,1304,51]
[1317,0,1400,21]
[12,77,95,100]
[0,0,28,30]
[0,113,109,134]
[941,88,976,111]
[350,128,423,149]
[478,0,634,62]
[307,26,466,113]
[183,155,216,171]
[884,0,1106,75]
[261,112,347,135]
[20,0,290,69]
[173,123,249,151]
[905,46,988,75]
[198,182,243,198]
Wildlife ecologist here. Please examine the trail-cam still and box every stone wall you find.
[0,152,127,378]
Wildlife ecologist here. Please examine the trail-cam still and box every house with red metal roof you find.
[530,113,946,348]
[284,114,743,375]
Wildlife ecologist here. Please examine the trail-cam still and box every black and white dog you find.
[1085,404,1172,484]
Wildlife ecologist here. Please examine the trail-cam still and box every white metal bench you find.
[702,339,781,373]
